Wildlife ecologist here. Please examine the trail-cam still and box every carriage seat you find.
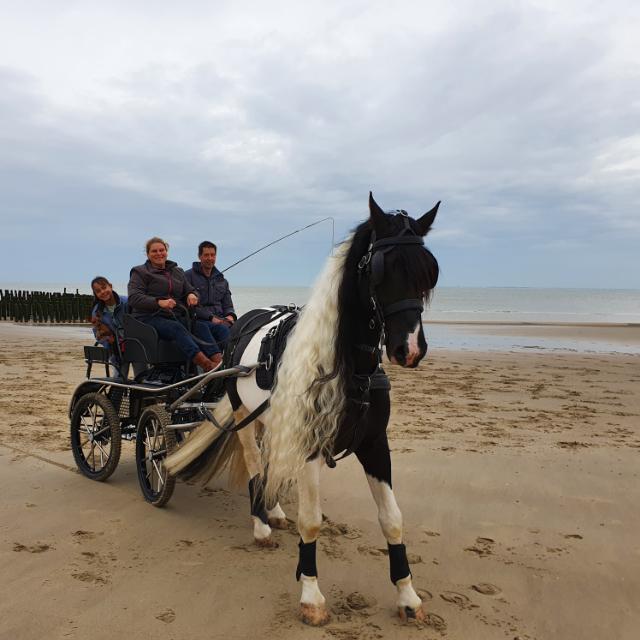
[121,314,186,365]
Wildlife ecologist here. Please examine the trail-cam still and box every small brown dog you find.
[91,317,115,344]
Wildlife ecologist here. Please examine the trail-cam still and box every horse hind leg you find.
[266,502,288,530]
[234,411,277,547]
[296,457,330,626]
[357,437,425,622]
[254,419,289,530]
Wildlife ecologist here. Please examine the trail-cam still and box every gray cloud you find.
[0,1,639,288]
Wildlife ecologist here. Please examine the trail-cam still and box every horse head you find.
[364,193,440,368]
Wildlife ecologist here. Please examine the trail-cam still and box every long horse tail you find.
[164,395,245,486]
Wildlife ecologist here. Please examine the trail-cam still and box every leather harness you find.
[205,215,427,463]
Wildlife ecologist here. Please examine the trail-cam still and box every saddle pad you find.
[225,306,299,391]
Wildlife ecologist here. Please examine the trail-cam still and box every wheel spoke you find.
[93,424,112,439]
[95,440,110,461]
[152,459,164,487]
[152,419,160,451]
[89,441,96,471]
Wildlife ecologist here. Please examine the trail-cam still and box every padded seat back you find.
[121,315,186,365]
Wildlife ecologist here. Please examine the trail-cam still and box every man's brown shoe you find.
[209,353,223,369]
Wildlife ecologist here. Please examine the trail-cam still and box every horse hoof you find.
[398,605,425,623]
[300,603,330,626]
[268,517,289,530]
[254,536,279,549]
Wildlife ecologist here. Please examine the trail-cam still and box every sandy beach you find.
[1,322,639,639]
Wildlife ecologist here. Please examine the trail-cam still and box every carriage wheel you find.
[135,405,176,507]
[70,392,122,481]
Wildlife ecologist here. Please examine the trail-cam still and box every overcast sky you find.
[1,0,638,289]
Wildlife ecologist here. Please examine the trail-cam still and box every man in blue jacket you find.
[185,241,236,350]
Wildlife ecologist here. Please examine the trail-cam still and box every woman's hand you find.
[186,293,198,307]
[158,298,177,310]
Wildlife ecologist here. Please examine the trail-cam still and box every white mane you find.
[262,235,354,503]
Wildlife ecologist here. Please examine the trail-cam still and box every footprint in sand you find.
[72,571,109,585]
[416,588,433,601]
[346,592,376,611]
[424,613,447,633]
[357,545,385,557]
[155,609,176,623]
[440,591,477,609]
[72,530,97,541]
[472,583,502,596]
[321,518,362,540]
[177,539,194,548]
[465,537,495,557]
[230,542,279,553]
[13,542,52,553]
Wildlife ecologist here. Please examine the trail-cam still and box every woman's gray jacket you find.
[128,260,196,318]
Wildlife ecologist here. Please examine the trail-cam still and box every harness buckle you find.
[263,353,274,370]
[358,253,371,270]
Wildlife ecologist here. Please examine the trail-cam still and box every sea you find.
[3,284,640,355]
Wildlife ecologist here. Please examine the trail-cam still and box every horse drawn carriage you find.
[67,194,442,624]
[68,305,281,506]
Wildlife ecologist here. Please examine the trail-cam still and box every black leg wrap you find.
[388,543,411,584]
[248,475,269,525]
[296,539,318,581]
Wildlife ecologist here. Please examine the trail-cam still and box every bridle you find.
[326,212,427,467]
[357,211,426,350]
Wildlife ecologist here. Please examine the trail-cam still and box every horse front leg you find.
[234,411,277,547]
[296,456,329,626]
[357,436,424,621]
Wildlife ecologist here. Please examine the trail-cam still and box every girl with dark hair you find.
[90,276,128,359]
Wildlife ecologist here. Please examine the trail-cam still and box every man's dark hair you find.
[198,241,217,256]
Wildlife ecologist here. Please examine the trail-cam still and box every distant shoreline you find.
[2,319,639,328]
[426,320,640,328]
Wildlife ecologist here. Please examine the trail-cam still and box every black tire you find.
[70,392,121,481]
[135,405,176,507]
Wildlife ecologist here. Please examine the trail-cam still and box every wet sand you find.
[1,322,639,639]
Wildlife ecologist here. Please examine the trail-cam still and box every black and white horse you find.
[166,193,440,624]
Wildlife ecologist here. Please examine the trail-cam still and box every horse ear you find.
[416,201,440,236]
[368,191,386,229]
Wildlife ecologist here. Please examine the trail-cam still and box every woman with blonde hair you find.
[128,237,222,372]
